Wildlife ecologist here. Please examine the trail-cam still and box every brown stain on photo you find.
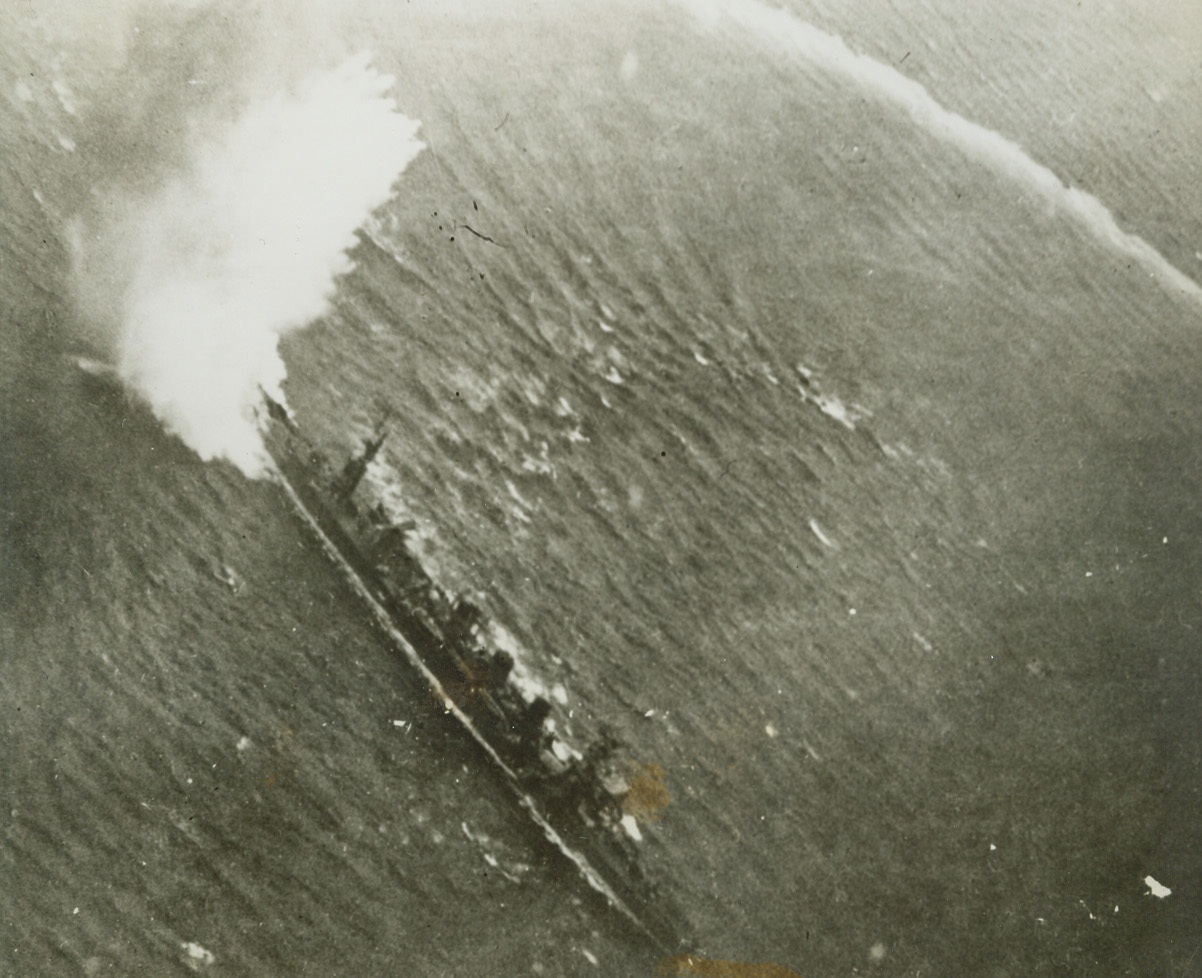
[656,953,804,978]
[622,760,671,823]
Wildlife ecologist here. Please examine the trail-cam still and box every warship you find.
[258,393,687,950]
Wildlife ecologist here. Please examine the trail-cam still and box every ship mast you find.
[331,419,388,501]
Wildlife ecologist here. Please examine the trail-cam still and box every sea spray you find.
[674,0,1202,305]
[71,53,424,477]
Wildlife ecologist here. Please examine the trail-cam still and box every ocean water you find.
[3,1,1201,976]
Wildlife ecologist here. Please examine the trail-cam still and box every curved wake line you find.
[677,0,1202,305]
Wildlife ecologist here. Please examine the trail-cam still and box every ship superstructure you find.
[258,394,685,950]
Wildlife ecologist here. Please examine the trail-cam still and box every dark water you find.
[4,2,1201,976]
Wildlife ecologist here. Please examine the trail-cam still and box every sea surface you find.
[3,1,1201,976]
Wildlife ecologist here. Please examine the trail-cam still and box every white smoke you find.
[74,52,424,477]
[675,0,1202,305]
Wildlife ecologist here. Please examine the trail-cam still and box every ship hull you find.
[259,399,688,951]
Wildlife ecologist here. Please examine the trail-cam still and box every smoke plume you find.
[71,52,424,477]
